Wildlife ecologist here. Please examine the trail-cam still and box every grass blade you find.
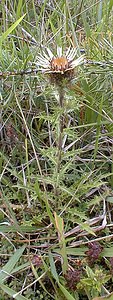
[0,283,28,300]
[0,245,26,282]
[0,14,26,43]
[54,212,68,275]
[49,251,59,283]
[58,283,75,300]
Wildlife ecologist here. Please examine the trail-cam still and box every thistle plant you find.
[36,45,85,194]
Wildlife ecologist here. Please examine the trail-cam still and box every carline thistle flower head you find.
[36,46,85,84]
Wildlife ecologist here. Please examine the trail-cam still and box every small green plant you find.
[78,266,111,300]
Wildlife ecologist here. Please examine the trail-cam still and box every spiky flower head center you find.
[50,56,69,72]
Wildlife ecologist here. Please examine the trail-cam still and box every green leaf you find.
[93,96,103,167]
[0,224,39,233]
[16,0,23,18]
[53,247,87,256]
[49,251,59,283]
[58,283,75,300]
[65,0,80,53]
[97,0,103,22]
[54,212,68,274]
[0,245,26,282]
[79,222,96,236]
[45,198,55,225]
[93,292,113,300]
[85,265,95,279]
[0,14,26,43]
[12,262,30,274]
[0,283,28,300]
[65,247,87,256]
[81,9,91,38]
[102,247,113,257]
[106,196,113,204]
[108,0,113,14]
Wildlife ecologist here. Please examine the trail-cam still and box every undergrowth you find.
[0,1,113,299]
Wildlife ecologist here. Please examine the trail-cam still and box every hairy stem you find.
[55,87,65,195]
[57,87,64,171]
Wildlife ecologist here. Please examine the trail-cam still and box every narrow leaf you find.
[0,283,28,300]
[93,292,113,300]
[49,251,59,283]
[0,14,26,43]
[58,283,75,300]
[54,212,68,274]
[0,245,26,282]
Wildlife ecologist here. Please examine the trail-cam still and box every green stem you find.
[55,87,65,195]
[57,88,64,172]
